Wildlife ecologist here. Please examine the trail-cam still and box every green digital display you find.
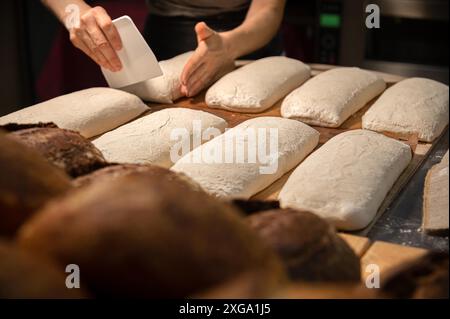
[320,14,341,28]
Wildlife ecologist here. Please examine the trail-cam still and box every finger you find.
[72,33,111,70]
[93,6,123,51]
[195,22,215,43]
[186,68,213,97]
[180,46,206,85]
[76,28,115,71]
[83,14,122,71]
[186,63,207,89]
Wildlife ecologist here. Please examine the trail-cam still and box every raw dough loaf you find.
[172,117,319,199]
[278,130,412,230]
[18,171,283,298]
[93,108,227,168]
[0,88,148,138]
[281,67,386,127]
[122,52,192,104]
[422,150,449,235]
[362,78,449,142]
[206,57,311,113]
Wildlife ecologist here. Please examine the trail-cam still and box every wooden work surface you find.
[339,234,427,284]
[147,64,445,236]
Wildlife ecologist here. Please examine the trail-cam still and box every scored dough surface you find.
[278,129,412,231]
[281,67,386,127]
[0,88,148,138]
[93,108,227,168]
[172,117,319,199]
[206,57,311,113]
[362,77,449,142]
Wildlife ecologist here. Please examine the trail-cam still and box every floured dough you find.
[422,150,449,235]
[93,108,227,168]
[281,67,386,127]
[278,130,412,230]
[0,88,148,138]
[362,78,449,142]
[122,52,193,104]
[206,57,311,113]
[172,117,319,199]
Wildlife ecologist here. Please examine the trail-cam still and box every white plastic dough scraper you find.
[101,15,163,88]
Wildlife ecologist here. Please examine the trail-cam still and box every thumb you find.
[195,22,215,43]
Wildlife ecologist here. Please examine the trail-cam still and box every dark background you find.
[0,0,448,116]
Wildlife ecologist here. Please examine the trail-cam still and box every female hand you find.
[67,6,123,72]
[180,22,235,97]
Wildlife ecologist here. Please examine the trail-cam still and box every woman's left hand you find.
[180,22,235,97]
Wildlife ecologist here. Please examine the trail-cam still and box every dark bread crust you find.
[379,252,449,299]
[0,133,71,237]
[9,127,107,178]
[0,241,85,298]
[246,209,361,282]
[18,170,283,298]
[72,163,203,191]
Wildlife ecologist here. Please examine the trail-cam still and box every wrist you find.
[220,31,239,61]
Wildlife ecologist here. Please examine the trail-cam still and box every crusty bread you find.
[9,127,107,178]
[18,170,284,298]
[0,240,85,298]
[246,209,361,282]
[0,133,71,237]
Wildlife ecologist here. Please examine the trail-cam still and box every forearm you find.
[221,0,286,59]
[41,0,91,25]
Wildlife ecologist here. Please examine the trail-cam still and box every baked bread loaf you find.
[206,57,311,113]
[8,127,107,178]
[0,88,148,138]
[93,108,228,168]
[122,52,192,103]
[72,163,202,191]
[172,117,319,199]
[0,241,85,298]
[379,252,449,299]
[281,67,386,127]
[279,130,412,230]
[0,133,71,237]
[362,78,449,142]
[18,170,283,298]
[246,209,361,282]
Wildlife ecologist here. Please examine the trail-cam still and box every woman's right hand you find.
[67,6,123,72]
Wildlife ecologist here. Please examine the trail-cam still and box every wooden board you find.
[339,234,428,285]
[360,241,427,284]
[147,64,444,235]
[339,233,372,257]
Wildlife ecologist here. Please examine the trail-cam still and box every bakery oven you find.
[284,0,449,83]
[364,0,448,83]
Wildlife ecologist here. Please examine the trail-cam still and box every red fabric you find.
[36,0,148,102]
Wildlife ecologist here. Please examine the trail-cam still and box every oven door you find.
[363,0,449,83]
